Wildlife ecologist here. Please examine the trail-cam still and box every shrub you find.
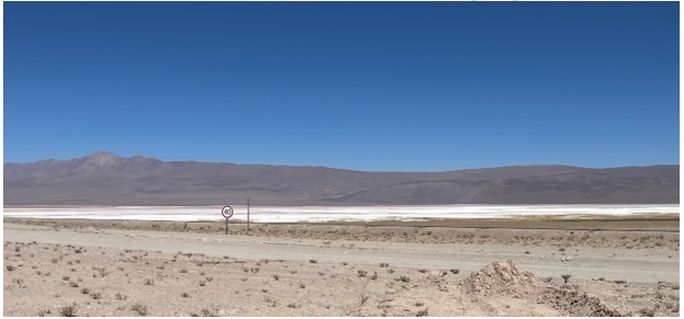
[59,305,77,317]
[309,259,318,264]
[181,292,190,298]
[397,275,410,283]
[201,307,220,317]
[369,272,378,280]
[561,274,572,284]
[130,302,149,316]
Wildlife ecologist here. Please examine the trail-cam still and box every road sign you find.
[221,205,234,219]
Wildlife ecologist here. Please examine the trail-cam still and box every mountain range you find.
[4,151,679,205]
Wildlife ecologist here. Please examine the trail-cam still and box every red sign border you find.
[221,205,234,219]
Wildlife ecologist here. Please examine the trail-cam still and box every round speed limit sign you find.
[221,205,234,219]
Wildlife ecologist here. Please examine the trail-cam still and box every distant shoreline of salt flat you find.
[3,204,679,223]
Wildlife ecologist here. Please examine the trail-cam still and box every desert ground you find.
[3,215,680,316]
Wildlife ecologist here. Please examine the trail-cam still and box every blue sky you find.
[4,2,679,171]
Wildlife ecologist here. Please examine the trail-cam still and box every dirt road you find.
[4,223,677,283]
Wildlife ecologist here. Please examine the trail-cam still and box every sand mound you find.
[543,286,621,316]
[461,260,622,316]
[461,260,546,297]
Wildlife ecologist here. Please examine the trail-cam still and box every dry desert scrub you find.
[58,305,77,317]
[130,302,149,316]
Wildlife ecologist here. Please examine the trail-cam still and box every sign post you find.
[221,205,234,234]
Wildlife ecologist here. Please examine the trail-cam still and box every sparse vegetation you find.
[59,305,77,317]
[561,274,572,283]
[200,307,220,317]
[264,296,277,307]
[130,302,149,316]
[143,278,154,286]
[397,275,410,283]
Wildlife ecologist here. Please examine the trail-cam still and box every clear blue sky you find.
[4,2,679,171]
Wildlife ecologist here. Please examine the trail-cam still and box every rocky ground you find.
[3,217,680,316]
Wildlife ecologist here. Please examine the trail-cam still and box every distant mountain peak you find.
[88,151,119,159]
[80,151,121,168]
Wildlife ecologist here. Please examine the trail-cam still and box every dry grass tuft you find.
[59,305,77,317]
[561,274,572,284]
[397,275,410,283]
[130,302,149,316]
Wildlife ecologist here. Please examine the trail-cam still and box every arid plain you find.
[3,215,679,316]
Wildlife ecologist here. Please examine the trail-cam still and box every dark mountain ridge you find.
[4,151,679,205]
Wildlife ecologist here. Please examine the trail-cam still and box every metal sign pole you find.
[247,198,251,232]
[221,205,233,235]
